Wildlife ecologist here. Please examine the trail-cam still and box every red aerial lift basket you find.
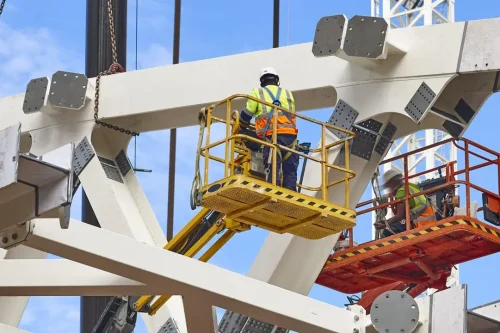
[317,216,500,294]
[316,137,500,295]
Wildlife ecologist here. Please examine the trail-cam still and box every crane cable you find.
[93,0,139,137]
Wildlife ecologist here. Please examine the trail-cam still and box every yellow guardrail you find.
[194,94,356,207]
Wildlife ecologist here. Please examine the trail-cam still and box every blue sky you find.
[2,0,500,332]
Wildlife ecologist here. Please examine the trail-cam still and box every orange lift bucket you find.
[317,216,500,294]
[316,137,500,297]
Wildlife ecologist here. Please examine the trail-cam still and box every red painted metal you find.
[316,216,500,294]
[315,137,500,296]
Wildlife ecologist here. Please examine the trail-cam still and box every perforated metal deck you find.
[316,217,500,293]
[201,175,356,240]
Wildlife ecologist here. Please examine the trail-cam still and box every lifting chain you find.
[93,0,139,137]
[0,0,7,17]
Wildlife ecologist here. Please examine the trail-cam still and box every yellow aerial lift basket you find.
[132,94,358,315]
[191,94,357,240]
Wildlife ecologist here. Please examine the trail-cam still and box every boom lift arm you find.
[93,94,357,331]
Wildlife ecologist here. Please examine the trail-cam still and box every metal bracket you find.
[48,71,89,110]
[374,122,397,156]
[351,126,377,160]
[404,82,436,123]
[115,150,132,177]
[454,98,476,125]
[99,157,124,183]
[23,77,49,114]
[157,318,180,333]
[370,290,419,333]
[218,311,288,333]
[356,118,383,133]
[327,99,359,139]
[0,221,33,250]
[312,15,346,57]
[344,15,388,58]
[73,137,95,176]
[442,119,464,139]
[58,204,71,229]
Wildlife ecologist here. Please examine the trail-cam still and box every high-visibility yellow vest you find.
[395,183,437,227]
[242,85,297,138]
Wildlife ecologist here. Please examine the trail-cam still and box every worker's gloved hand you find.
[374,221,386,230]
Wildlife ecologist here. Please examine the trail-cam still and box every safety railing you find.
[342,137,500,249]
[191,94,357,207]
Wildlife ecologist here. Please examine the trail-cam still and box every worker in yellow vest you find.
[239,67,299,191]
[374,169,437,237]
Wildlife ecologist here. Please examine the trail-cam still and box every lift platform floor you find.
[316,216,500,294]
[201,175,356,240]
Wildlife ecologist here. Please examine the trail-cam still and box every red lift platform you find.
[316,137,500,309]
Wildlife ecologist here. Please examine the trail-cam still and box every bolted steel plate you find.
[312,15,346,57]
[404,82,436,123]
[327,99,359,139]
[344,15,388,58]
[73,136,95,176]
[23,77,48,114]
[48,71,88,110]
[351,126,377,160]
[374,122,397,155]
[370,290,419,333]
[357,118,383,133]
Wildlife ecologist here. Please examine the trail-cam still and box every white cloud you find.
[19,297,80,333]
[138,43,172,69]
[0,21,83,97]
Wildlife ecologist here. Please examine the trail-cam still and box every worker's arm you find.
[240,88,260,125]
[386,202,406,225]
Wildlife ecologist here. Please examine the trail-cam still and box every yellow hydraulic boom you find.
[132,94,357,315]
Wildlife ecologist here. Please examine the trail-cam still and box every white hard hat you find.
[381,169,402,187]
[260,67,279,80]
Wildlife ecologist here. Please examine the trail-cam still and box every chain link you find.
[0,0,7,17]
[107,0,118,64]
[93,0,139,137]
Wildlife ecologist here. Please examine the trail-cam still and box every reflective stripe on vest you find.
[414,205,437,227]
[255,87,297,138]
[405,184,430,221]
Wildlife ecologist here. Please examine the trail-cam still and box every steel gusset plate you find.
[374,122,397,155]
[327,99,359,139]
[351,126,377,160]
[344,15,388,58]
[23,77,48,114]
[404,82,436,123]
[312,15,346,57]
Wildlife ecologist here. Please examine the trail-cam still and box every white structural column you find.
[19,219,365,333]
[0,246,45,328]
[373,0,459,294]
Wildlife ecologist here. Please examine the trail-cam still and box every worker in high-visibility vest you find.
[239,67,299,191]
[374,169,437,237]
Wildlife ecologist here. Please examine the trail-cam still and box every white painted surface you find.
[22,219,365,333]
[430,285,467,333]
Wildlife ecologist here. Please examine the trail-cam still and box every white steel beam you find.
[0,323,30,333]
[183,297,218,333]
[18,219,365,333]
[2,18,498,138]
[0,259,150,296]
